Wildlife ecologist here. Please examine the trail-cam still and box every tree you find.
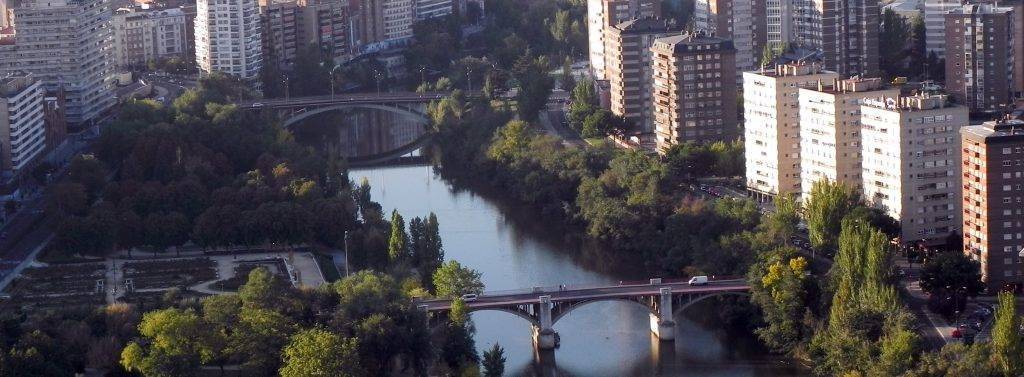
[432,260,484,298]
[387,210,408,263]
[990,292,1023,376]
[279,328,363,377]
[121,308,213,377]
[481,343,506,377]
[879,9,910,78]
[908,15,927,79]
[512,52,554,121]
[918,252,984,306]
[803,180,860,252]
[230,307,296,375]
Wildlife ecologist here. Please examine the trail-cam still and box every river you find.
[297,109,805,376]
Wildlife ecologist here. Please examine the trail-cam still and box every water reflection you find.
[344,165,807,376]
[290,107,427,159]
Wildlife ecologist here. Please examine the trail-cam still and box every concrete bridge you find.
[416,278,750,350]
[237,91,483,128]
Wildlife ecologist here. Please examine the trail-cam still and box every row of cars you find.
[951,303,995,344]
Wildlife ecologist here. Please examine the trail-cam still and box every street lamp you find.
[281,76,290,100]
[466,68,473,92]
[373,69,383,96]
[419,66,427,84]
[330,65,343,99]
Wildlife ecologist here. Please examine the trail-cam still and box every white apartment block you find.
[196,0,263,84]
[744,62,838,199]
[112,7,189,69]
[798,77,898,202]
[924,0,962,59]
[383,0,413,42]
[861,94,967,243]
[0,72,46,175]
[586,0,660,81]
[0,0,115,125]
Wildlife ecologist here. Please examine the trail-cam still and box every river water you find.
[298,109,805,376]
[349,165,805,377]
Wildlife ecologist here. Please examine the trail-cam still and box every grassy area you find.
[585,137,609,147]
[36,245,105,264]
[312,252,342,283]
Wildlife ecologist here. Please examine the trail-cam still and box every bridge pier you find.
[649,287,675,341]
[532,295,558,350]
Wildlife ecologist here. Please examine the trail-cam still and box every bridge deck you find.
[417,280,749,311]
[238,91,483,109]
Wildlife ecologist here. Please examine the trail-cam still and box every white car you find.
[251,102,264,108]
[688,276,709,286]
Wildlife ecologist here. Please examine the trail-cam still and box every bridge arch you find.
[673,291,751,316]
[280,103,429,128]
[550,297,656,325]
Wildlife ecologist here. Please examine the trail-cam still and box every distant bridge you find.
[416,278,750,350]
[237,91,483,128]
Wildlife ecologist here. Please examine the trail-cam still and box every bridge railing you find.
[416,276,749,302]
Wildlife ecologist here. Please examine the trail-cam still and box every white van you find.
[461,293,478,302]
[688,276,709,286]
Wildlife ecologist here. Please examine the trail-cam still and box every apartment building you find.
[763,0,879,77]
[961,119,1024,291]
[693,0,766,83]
[945,3,1014,113]
[798,77,898,202]
[605,18,672,134]
[652,33,738,152]
[0,0,115,126]
[587,0,661,80]
[260,0,307,69]
[0,72,46,177]
[414,0,453,20]
[924,0,963,59]
[195,0,263,86]
[744,62,839,199]
[860,94,968,245]
[111,6,189,68]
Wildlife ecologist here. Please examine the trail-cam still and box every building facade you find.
[587,0,661,80]
[0,73,46,177]
[0,0,115,126]
[860,94,967,245]
[798,77,898,201]
[694,0,766,83]
[111,6,189,68]
[606,18,672,134]
[961,119,1024,291]
[195,0,263,85]
[945,3,1014,113]
[743,62,838,199]
[924,0,963,59]
[652,33,738,152]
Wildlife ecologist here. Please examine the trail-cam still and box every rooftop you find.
[961,118,1024,142]
[862,93,958,112]
[653,32,733,53]
[612,17,673,34]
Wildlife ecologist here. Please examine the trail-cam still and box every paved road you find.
[417,279,749,311]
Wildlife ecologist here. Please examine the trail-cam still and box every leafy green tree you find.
[230,307,296,375]
[439,322,478,373]
[482,343,506,377]
[908,15,927,79]
[487,120,532,163]
[121,308,214,377]
[387,210,409,263]
[803,180,860,252]
[990,292,1023,375]
[919,252,985,316]
[512,52,554,121]
[433,260,484,298]
[880,9,910,78]
[279,328,363,377]
[748,247,813,353]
